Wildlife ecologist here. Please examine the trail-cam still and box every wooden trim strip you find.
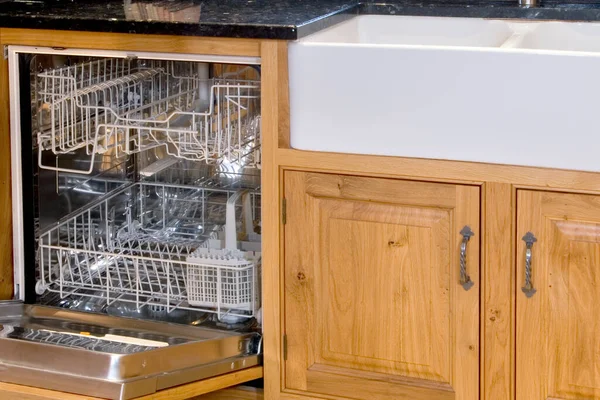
[0,28,14,300]
[0,382,104,400]
[259,40,287,400]
[1,29,261,57]
[482,183,514,400]
[0,368,262,400]
[276,148,600,193]
[135,367,263,400]
[194,386,263,400]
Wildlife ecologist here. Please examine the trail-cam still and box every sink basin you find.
[305,15,513,47]
[288,16,600,172]
[516,21,600,52]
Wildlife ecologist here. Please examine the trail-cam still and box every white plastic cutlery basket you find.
[186,190,261,316]
[37,59,261,174]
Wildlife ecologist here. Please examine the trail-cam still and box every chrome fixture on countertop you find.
[519,0,538,8]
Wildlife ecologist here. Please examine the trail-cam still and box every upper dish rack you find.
[36,59,261,174]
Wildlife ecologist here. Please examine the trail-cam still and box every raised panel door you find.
[283,172,480,400]
[517,190,600,400]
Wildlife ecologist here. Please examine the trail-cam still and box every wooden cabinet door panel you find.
[517,190,600,400]
[283,172,480,400]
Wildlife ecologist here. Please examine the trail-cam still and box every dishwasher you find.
[2,46,262,399]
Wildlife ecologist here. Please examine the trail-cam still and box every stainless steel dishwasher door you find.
[0,303,261,400]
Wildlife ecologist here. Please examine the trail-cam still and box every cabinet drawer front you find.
[283,172,480,400]
[517,190,600,400]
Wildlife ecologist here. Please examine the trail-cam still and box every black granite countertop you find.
[2,0,600,40]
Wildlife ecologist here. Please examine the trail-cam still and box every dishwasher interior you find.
[2,47,263,399]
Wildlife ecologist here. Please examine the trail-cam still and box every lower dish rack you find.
[36,181,261,320]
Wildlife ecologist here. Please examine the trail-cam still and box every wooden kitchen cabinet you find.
[282,171,480,399]
[516,190,600,400]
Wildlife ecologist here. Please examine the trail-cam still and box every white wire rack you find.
[36,182,261,320]
[37,59,261,174]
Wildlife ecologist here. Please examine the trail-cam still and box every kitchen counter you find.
[2,0,600,40]
[0,0,357,40]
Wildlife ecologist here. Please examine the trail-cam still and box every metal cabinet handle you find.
[522,232,537,298]
[460,226,475,291]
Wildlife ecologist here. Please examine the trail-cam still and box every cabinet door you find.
[517,190,600,400]
[283,172,480,400]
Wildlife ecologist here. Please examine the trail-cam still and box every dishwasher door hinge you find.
[282,198,287,225]
[283,334,288,361]
[3,46,8,60]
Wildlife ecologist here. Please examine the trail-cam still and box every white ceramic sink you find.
[305,15,513,46]
[516,21,600,52]
[289,16,600,172]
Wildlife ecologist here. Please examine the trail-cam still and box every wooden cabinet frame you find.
[3,28,600,400]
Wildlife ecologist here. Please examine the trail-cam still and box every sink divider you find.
[499,23,537,48]
[500,32,527,48]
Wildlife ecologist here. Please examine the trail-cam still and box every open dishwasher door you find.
[4,46,263,399]
[0,302,261,399]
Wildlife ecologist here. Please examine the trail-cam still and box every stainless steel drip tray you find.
[0,303,261,399]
